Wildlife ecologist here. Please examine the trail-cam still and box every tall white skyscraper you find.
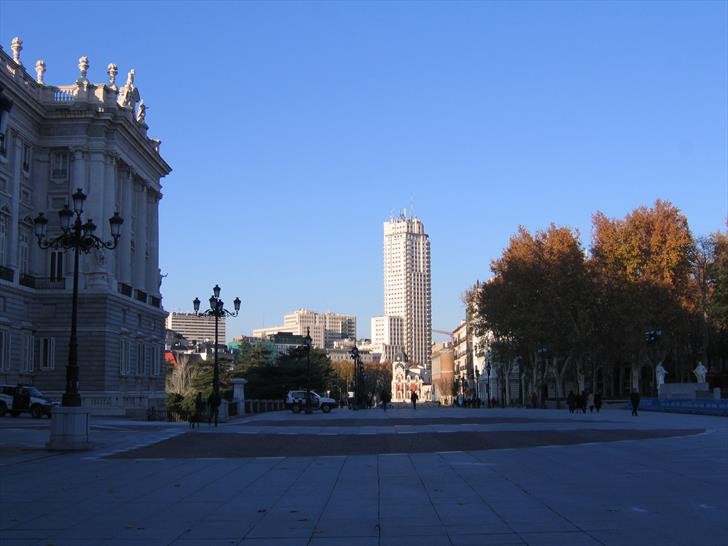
[382,212,432,368]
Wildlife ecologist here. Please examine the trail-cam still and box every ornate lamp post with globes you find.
[303,328,313,414]
[193,285,240,420]
[33,188,123,449]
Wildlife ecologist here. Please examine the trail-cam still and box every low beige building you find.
[432,342,454,404]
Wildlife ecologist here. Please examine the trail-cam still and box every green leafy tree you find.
[243,347,334,400]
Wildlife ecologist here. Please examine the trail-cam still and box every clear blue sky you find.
[2,1,726,341]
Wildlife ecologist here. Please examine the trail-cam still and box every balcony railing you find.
[19,274,66,289]
[0,265,13,282]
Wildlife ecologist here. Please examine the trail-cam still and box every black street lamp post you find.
[350,345,364,410]
[33,188,123,407]
[485,359,492,408]
[645,328,662,396]
[304,328,313,414]
[193,284,241,421]
[475,368,480,406]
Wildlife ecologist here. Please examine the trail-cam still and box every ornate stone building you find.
[0,38,171,415]
[391,356,430,403]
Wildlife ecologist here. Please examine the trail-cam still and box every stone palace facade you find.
[0,38,171,415]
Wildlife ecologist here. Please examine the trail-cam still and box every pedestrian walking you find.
[531,391,538,409]
[194,392,204,428]
[630,391,640,416]
[381,388,389,411]
[410,390,418,410]
[587,392,595,413]
[208,390,221,427]
[577,392,587,413]
[567,391,576,413]
[594,392,603,413]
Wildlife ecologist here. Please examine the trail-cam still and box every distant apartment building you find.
[252,309,356,349]
[370,315,404,363]
[382,212,432,368]
[166,312,225,345]
[453,319,473,382]
[327,340,381,365]
[0,39,171,415]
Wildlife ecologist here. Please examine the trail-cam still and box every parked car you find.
[285,390,336,413]
[0,384,56,418]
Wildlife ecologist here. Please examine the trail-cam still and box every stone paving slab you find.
[245,416,615,427]
[109,428,704,458]
[1,408,726,546]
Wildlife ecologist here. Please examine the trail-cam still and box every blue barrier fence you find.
[638,397,728,416]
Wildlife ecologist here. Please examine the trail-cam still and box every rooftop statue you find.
[107,63,118,90]
[136,99,147,123]
[77,56,89,85]
[118,68,140,109]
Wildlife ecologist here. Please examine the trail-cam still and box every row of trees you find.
[472,200,727,401]
[166,341,393,416]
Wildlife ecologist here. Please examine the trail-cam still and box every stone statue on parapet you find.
[136,99,147,123]
[107,63,118,90]
[118,68,140,109]
[693,362,707,383]
[656,363,668,387]
[35,60,46,85]
[74,56,91,90]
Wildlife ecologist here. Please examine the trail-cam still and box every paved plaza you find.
[1,407,726,546]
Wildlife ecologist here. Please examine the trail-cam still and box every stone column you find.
[86,151,107,288]
[148,190,160,297]
[133,182,147,291]
[7,132,22,272]
[119,169,133,284]
[103,154,117,286]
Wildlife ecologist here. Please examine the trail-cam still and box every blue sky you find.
[2,1,726,341]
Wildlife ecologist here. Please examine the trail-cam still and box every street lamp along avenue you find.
[485,358,492,408]
[193,285,241,425]
[303,328,313,414]
[350,344,361,410]
[33,188,123,408]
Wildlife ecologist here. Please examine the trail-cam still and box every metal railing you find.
[19,274,65,289]
[0,265,13,282]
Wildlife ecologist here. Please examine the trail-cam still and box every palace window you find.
[0,328,9,371]
[119,338,129,376]
[129,343,137,373]
[22,142,31,173]
[50,151,69,180]
[49,251,63,281]
[20,333,33,372]
[152,345,161,376]
[18,233,29,274]
[144,344,151,376]
[0,214,6,266]
[136,342,144,375]
[39,337,55,370]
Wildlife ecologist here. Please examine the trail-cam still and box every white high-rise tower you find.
[382,212,432,368]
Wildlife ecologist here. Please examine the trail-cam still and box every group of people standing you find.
[567,391,603,413]
[188,391,222,428]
